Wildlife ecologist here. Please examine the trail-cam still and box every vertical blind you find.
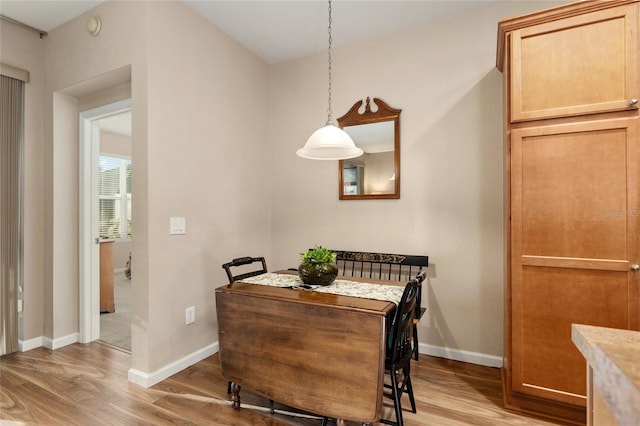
[99,155,131,240]
[1,74,24,355]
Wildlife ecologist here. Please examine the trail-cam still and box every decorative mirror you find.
[337,97,401,200]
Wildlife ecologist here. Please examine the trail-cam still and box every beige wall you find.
[143,1,271,371]
[38,0,270,374]
[78,81,131,112]
[42,0,148,358]
[50,92,80,340]
[269,0,570,363]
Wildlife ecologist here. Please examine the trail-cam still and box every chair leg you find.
[403,367,416,413]
[380,373,400,426]
[391,368,404,426]
[381,366,416,426]
[413,324,419,360]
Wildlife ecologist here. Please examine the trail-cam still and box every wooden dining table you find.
[215,270,405,425]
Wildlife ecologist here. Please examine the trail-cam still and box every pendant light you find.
[296,0,363,160]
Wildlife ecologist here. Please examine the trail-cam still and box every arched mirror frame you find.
[337,97,401,200]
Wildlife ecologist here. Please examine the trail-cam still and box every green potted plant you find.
[298,245,338,286]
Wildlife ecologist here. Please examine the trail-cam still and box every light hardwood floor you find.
[0,342,574,425]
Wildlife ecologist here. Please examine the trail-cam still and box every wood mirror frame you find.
[337,97,401,200]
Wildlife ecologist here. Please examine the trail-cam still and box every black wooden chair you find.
[222,256,267,283]
[411,270,427,360]
[220,256,273,412]
[380,278,420,426]
[332,250,428,360]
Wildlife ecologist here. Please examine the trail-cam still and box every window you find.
[343,163,364,195]
[99,155,131,240]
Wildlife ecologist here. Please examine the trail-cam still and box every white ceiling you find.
[1,0,502,64]
[98,111,132,136]
[2,0,503,136]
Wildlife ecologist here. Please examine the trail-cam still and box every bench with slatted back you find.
[332,250,429,360]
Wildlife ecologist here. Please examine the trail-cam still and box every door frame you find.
[78,99,132,343]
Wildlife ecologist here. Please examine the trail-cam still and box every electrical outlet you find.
[185,306,195,325]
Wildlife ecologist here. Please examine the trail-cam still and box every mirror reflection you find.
[338,98,401,199]
[342,121,395,195]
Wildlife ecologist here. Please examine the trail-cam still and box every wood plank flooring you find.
[0,342,575,425]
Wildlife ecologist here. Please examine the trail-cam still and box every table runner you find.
[240,272,404,305]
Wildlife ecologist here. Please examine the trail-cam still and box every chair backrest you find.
[387,278,419,366]
[222,256,267,284]
[412,270,427,319]
[332,250,428,282]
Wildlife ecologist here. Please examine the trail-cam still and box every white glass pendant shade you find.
[297,123,363,160]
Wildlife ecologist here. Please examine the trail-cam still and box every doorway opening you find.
[79,100,132,352]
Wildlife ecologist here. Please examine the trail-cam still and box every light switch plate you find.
[170,217,186,235]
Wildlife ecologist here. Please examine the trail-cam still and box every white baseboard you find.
[51,333,79,349]
[419,343,503,368]
[16,337,501,385]
[126,341,501,387]
[128,342,219,388]
[19,336,44,352]
[20,333,79,352]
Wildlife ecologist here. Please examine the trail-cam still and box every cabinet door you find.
[510,117,639,406]
[510,4,639,122]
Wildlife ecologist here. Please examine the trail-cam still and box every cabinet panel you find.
[510,118,639,405]
[516,267,628,404]
[510,4,638,121]
[521,127,628,259]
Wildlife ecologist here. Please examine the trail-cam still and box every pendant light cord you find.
[296,0,362,160]
[326,0,334,125]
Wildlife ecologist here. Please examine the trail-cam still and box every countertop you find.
[572,324,640,426]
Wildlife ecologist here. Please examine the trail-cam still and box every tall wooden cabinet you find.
[497,1,640,423]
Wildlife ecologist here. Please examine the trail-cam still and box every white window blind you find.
[99,155,131,240]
